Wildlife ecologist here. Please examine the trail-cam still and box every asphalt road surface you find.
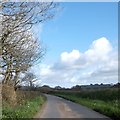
[35,94,112,119]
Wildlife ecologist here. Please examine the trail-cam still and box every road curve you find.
[35,94,112,119]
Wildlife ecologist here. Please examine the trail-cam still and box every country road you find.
[35,94,112,119]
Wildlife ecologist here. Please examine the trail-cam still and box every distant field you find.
[50,88,120,120]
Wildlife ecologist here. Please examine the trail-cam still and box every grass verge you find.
[2,91,46,119]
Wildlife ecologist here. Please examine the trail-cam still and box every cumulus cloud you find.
[40,65,53,76]
[37,37,118,87]
[85,37,112,64]
[53,37,115,70]
[61,50,81,64]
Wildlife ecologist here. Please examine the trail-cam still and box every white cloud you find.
[91,37,112,53]
[61,50,81,64]
[85,37,112,64]
[40,65,53,76]
[58,37,114,70]
[32,37,118,87]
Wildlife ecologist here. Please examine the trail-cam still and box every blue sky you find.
[39,2,118,64]
[31,2,118,88]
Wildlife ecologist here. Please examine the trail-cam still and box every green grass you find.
[51,88,120,120]
[2,93,46,119]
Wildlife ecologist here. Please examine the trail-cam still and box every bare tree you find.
[0,1,58,87]
[1,29,45,87]
[21,72,37,90]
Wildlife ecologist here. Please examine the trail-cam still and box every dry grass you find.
[16,90,41,106]
[2,84,46,119]
[2,84,42,107]
[2,84,17,107]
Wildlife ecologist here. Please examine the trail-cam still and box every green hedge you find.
[51,88,120,120]
[2,95,46,119]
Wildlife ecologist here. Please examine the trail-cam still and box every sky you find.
[30,2,118,88]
